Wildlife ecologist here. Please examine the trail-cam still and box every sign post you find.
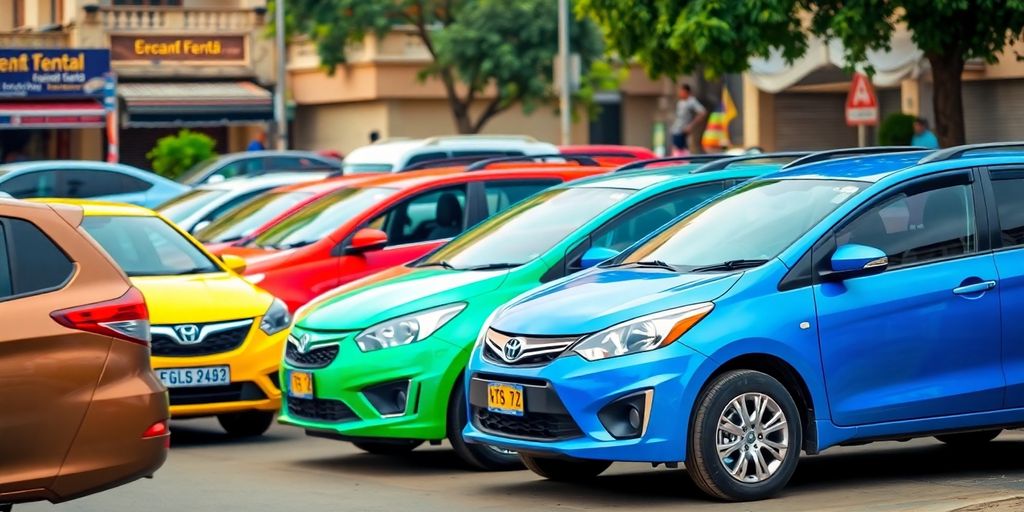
[103,72,118,163]
[845,73,879,147]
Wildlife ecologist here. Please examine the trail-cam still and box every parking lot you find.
[21,420,1024,512]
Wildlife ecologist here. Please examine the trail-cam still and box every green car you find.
[279,155,793,469]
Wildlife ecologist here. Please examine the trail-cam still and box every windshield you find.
[247,186,396,249]
[176,158,222,185]
[156,189,228,223]
[343,163,394,174]
[194,190,314,243]
[619,179,867,270]
[82,216,220,277]
[420,187,633,270]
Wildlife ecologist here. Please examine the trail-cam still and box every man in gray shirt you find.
[671,84,708,155]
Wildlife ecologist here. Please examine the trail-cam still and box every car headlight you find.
[572,303,714,362]
[355,303,466,352]
[259,298,292,335]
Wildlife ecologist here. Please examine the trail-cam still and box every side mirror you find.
[220,254,247,274]
[206,174,226,184]
[345,228,388,255]
[580,246,620,270]
[192,220,212,234]
[822,244,888,281]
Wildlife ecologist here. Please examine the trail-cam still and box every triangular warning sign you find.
[846,73,879,126]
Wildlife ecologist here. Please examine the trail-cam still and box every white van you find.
[341,135,559,174]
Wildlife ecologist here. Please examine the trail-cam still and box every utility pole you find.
[274,0,288,150]
[557,0,571,145]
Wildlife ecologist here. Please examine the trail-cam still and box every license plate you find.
[157,366,230,388]
[288,370,314,399]
[487,382,524,416]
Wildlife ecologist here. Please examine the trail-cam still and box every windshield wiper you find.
[418,260,456,270]
[607,260,679,272]
[274,240,315,250]
[690,259,769,272]
[462,262,522,271]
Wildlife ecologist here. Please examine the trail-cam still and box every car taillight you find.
[143,420,169,438]
[51,287,151,347]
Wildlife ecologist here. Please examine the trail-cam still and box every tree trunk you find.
[928,54,966,147]
[452,109,475,134]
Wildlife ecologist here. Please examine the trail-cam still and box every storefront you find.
[0,49,112,162]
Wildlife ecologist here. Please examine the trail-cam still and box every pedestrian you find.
[369,130,381,144]
[912,117,940,149]
[670,84,707,156]
[247,130,267,151]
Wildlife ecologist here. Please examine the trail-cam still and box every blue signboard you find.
[0,49,111,98]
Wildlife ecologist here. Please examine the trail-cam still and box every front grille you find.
[168,382,266,406]
[473,408,583,441]
[288,397,358,422]
[285,343,340,369]
[151,320,252,357]
[482,329,579,367]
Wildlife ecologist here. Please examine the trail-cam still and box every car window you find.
[81,216,220,277]
[201,189,267,225]
[592,182,730,253]
[484,180,560,215]
[60,170,128,198]
[0,171,59,198]
[836,182,977,267]
[157,189,229,224]
[215,159,258,181]
[0,222,10,298]
[247,187,396,249]
[990,173,1024,248]
[2,217,74,298]
[404,152,449,168]
[120,173,153,193]
[195,190,314,244]
[369,186,467,245]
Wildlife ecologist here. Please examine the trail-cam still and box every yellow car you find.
[41,200,291,436]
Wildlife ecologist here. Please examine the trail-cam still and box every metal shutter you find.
[773,92,857,150]
[963,79,1024,143]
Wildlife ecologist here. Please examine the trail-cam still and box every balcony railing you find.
[0,30,69,48]
[98,7,265,32]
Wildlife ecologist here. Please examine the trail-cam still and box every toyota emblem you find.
[174,324,202,345]
[503,337,524,362]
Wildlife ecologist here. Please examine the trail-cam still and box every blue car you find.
[464,143,1024,501]
[0,161,187,208]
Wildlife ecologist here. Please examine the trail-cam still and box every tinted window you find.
[484,180,559,215]
[837,182,977,267]
[61,170,127,198]
[368,186,467,245]
[991,175,1024,248]
[0,223,10,298]
[405,152,449,168]
[121,174,154,193]
[248,187,396,249]
[195,191,314,244]
[3,218,74,296]
[82,216,220,277]
[157,189,229,224]
[200,189,267,226]
[420,187,631,269]
[0,172,59,198]
[592,182,728,252]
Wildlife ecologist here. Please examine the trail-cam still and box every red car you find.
[218,164,611,311]
[559,144,657,164]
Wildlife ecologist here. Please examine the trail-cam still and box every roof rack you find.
[466,153,609,171]
[613,154,729,173]
[782,146,927,169]
[399,155,499,172]
[691,151,811,173]
[917,141,1024,164]
[423,134,540,146]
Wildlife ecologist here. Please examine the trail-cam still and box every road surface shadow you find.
[292,445,478,476]
[481,439,1024,506]
[168,420,292,448]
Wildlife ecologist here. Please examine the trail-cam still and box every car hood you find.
[492,269,742,336]
[131,273,273,325]
[218,245,297,273]
[298,266,510,331]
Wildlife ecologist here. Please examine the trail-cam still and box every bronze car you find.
[0,199,169,509]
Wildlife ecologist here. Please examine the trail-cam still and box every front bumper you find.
[463,343,708,463]
[152,323,287,418]
[278,330,468,441]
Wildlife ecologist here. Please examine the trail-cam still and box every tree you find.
[285,0,605,134]
[146,129,217,180]
[807,0,1024,147]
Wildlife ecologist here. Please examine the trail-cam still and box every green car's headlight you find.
[259,298,292,336]
[572,303,714,362]
[355,303,466,352]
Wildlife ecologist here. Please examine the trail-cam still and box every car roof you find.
[762,151,932,182]
[197,172,330,191]
[214,150,337,162]
[566,162,784,191]
[344,136,558,166]
[29,198,157,217]
[0,160,145,174]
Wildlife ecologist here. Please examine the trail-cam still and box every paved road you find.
[22,420,1024,512]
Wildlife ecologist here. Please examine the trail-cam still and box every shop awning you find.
[119,81,274,128]
[0,100,106,129]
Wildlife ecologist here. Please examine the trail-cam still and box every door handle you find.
[952,280,997,295]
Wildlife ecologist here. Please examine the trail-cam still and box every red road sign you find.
[846,73,879,126]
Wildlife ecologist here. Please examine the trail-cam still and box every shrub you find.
[877,113,916,146]
[146,129,217,180]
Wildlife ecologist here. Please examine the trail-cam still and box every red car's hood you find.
[219,245,298,273]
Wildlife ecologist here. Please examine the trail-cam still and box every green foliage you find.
[146,129,217,180]
[877,113,916,146]
[284,0,609,133]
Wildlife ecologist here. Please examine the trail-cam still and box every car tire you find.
[352,439,424,455]
[520,454,612,481]
[936,429,1002,446]
[447,378,523,471]
[686,370,803,502]
[217,411,275,437]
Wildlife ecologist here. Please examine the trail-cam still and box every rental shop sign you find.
[110,35,247,63]
[0,49,111,98]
